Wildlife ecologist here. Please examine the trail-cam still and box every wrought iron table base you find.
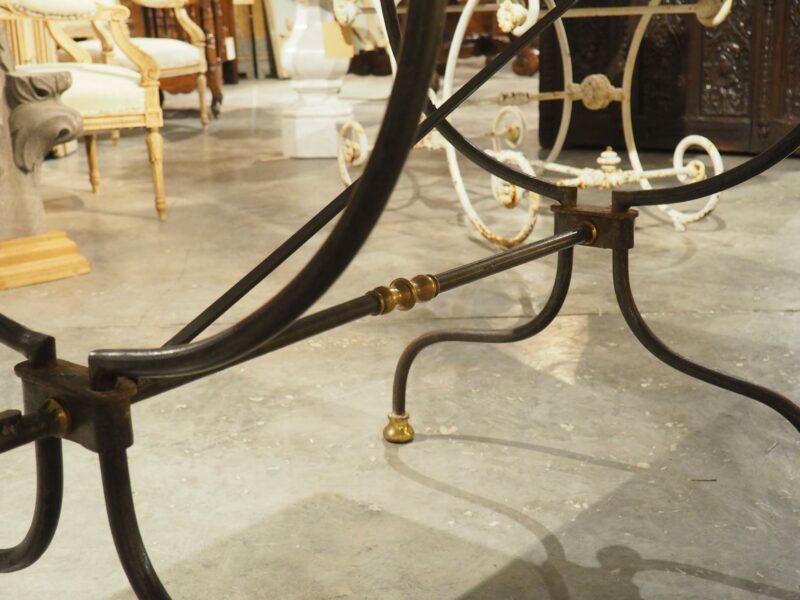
[386,237,800,444]
[0,1,798,597]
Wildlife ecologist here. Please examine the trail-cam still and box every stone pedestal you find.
[281,0,353,158]
[0,30,87,290]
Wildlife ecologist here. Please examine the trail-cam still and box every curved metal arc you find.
[135,231,587,403]
[165,0,577,349]
[134,295,381,403]
[392,249,575,416]
[613,121,800,210]
[435,0,558,246]
[87,1,448,387]
[416,0,579,142]
[0,439,64,573]
[436,117,574,204]
[380,0,575,204]
[621,0,726,229]
[540,0,574,165]
[621,0,659,188]
[612,248,800,433]
[440,0,480,102]
[100,447,170,600]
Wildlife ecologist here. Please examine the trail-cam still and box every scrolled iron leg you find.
[99,447,171,600]
[612,248,800,433]
[385,249,575,443]
[0,439,63,572]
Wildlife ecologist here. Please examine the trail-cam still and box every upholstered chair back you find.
[3,18,57,65]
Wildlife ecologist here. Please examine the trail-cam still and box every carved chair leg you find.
[612,248,800,433]
[385,250,575,443]
[0,439,63,572]
[146,128,167,221]
[197,73,209,130]
[85,134,100,193]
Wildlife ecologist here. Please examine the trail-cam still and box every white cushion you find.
[17,63,146,115]
[9,0,98,19]
[77,37,204,72]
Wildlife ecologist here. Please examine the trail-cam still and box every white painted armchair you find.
[1,0,168,220]
[77,0,210,128]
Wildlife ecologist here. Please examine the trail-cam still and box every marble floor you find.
[0,66,798,599]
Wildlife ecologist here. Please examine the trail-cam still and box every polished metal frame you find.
[0,1,798,597]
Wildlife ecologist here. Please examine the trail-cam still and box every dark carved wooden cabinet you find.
[539,0,800,155]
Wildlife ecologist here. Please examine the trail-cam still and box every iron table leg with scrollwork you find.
[0,1,797,597]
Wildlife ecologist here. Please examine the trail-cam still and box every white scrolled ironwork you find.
[338,0,568,247]
[496,0,540,37]
[338,0,731,246]
[664,135,725,230]
[338,0,544,248]
[620,0,726,230]
[492,105,527,151]
[437,0,542,247]
[337,120,369,186]
[494,0,728,231]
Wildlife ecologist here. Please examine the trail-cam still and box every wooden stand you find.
[0,230,90,290]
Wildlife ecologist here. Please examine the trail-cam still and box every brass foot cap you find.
[383,412,414,444]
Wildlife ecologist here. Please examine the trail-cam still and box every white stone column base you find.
[282,94,353,158]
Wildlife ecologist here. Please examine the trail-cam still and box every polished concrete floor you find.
[0,67,798,599]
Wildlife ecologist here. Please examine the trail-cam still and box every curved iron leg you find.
[99,447,170,600]
[612,248,800,433]
[0,438,63,572]
[385,249,575,443]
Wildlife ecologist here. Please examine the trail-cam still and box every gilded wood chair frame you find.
[1,1,168,220]
[90,0,209,128]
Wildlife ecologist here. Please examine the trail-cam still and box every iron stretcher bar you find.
[87,0,448,387]
[163,0,577,349]
[415,0,575,144]
[134,227,592,403]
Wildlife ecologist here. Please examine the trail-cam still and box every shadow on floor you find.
[385,438,799,600]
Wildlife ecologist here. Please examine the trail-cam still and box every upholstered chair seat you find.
[67,0,211,128]
[77,37,205,73]
[18,62,147,115]
[2,0,168,220]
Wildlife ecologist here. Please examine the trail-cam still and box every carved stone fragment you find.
[0,29,83,241]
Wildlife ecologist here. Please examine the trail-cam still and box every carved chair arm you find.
[90,19,115,56]
[97,4,160,85]
[173,7,205,46]
[46,20,94,63]
[1,2,159,85]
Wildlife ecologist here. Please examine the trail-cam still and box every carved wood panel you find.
[539,2,800,155]
[700,0,752,118]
